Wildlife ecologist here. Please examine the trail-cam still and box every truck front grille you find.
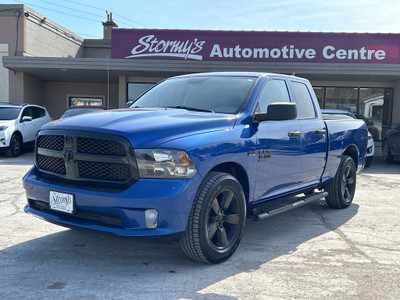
[35,130,139,187]
[77,137,126,156]
[37,154,66,175]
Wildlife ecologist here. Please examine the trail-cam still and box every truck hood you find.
[42,108,237,148]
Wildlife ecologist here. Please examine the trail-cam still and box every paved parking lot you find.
[0,149,399,299]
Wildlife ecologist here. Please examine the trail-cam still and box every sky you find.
[1,0,400,38]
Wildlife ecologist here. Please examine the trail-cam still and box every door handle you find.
[288,130,301,138]
[316,129,326,135]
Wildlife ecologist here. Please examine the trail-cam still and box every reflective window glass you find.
[291,81,316,119]
[313,87,324,108]
[69,97,103,107]
[325,87,358,114]
[257,80,290,113]
[358,88,384,140]
[128,83,155,101]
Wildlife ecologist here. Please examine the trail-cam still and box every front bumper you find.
[23,167,202,237]
[0,131,10,149]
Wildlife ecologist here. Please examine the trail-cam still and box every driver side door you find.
[254,79,302,201]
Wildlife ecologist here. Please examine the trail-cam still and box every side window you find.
[31,107,46,119]
[291,81,316,119]
[257,80,290,113]
[21,107,32,120]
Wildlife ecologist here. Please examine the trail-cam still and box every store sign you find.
[111,29,400,64]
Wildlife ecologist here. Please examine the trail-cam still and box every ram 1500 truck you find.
[23,72,368,264]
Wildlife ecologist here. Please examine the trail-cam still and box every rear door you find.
[290,80,327,187]
[254,79,302,201]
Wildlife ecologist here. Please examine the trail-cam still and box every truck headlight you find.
[135,149,197,178]
[0,126,8,131]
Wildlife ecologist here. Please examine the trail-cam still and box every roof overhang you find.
[3,56,400,83]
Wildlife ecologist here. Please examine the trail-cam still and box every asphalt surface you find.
[0,149,399,299]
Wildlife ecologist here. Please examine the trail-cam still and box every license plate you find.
[49,191,74,214]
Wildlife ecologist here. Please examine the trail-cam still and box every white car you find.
[0,103,52,157]
[365,131,375,167]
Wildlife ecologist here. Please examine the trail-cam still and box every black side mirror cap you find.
[254,102,297,122]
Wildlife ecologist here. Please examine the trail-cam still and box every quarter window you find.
[291,81,316,119]
[257,80,290,113]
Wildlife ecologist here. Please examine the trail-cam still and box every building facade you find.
[1,4,400,140]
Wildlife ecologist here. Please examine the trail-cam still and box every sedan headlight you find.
[0,126,8,131]
[135,149,197,178]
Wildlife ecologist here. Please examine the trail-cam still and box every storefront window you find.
[325,87,358,113]
[128,83,155,102]
[313,87,324,108]
[69,97,103,107]
[359,88,384,140]
[315,86,393,140]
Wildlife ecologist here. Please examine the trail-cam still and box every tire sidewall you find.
[382,140,392,162]
[198,174,246,263]
[7,134,22,157]
[337,156,356,208]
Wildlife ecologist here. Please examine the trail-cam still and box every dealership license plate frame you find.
[49,190,74,214]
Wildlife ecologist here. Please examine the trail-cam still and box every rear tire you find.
[5,134,22,157]
[325,155,356,209]
[382,140,393,163]
[180,172,246,264]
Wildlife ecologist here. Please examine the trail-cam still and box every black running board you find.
[253,191,328,221]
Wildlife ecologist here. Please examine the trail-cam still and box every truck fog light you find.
[145,209,158,229]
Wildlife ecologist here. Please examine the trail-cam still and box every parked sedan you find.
[382,123,400,162]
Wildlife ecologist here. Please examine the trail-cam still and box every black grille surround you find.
[35,129,139,188]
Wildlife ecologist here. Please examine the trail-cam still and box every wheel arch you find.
[12,130,23,144]
[343,145,359,168]
[209,162,249,204]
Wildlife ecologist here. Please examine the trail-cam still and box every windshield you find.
[60,108,101,118]
[132,76,257,114]
[0,107,21,120]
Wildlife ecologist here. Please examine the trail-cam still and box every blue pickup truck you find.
[23,72,368,264]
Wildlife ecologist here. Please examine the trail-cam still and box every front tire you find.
[5,134,22,157]
[180,172,246,264]
[325,155,356,209]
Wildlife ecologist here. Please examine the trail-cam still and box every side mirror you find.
[21,116,32,122]
[254,102,297,122]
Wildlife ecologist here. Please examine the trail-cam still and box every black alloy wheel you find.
[341,163,356,204]
[325,155,356,209]
[180,172,246,264]
[6,134,22,157]
[207,188,241,250]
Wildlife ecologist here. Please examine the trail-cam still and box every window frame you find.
[254,78,292,114]
[290,80,318,120]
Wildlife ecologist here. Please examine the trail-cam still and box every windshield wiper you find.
[165,105,214,113]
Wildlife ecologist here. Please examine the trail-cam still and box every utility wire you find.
[62,0,147,27]
[12,0,102,23]
[38,0,104,19]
